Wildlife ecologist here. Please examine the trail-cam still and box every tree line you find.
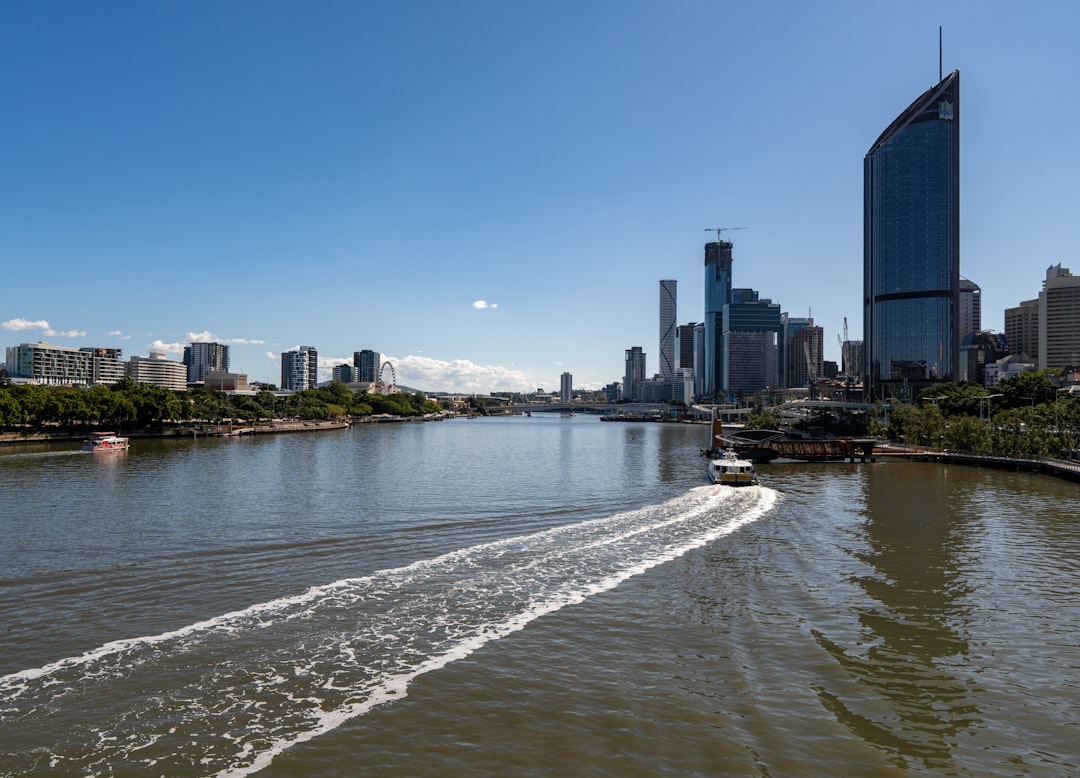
[742,370,1080,460]
[0,377,443,428]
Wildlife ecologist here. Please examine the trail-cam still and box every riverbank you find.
[0,419,351,445]
[877,443,1080,483]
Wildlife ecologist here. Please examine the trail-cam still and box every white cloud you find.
[265,351,276,360]
[472,300,499,310]
[0,318,85,338]
[386,354,532,393]
[185,330,265,346]
[2,318,50,332]
[109,330,132,340]
[149,339,185,355]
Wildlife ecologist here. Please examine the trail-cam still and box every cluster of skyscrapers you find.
[609,66,1077,406]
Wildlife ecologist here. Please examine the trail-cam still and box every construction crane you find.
[704,227,747,242]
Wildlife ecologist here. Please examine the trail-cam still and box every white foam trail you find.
[0,486,778,776]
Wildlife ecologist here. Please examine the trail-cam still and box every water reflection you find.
[815,463,978,770]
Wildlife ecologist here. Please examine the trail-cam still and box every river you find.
[1,415,1078,776]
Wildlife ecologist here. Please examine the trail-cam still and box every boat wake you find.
[0,485,777,776]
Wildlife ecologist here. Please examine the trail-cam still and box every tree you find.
[997,371,1059,410]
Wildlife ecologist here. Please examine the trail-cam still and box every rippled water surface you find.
[2,416,1079,776]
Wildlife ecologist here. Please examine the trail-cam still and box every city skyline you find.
[3,3,1078,392]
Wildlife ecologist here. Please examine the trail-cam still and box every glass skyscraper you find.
[703,241,733,399]
[864,70,960,401]
[658,280,677,379]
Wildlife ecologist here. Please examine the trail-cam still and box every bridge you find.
[487,402,684,416]
[484,399,874,419]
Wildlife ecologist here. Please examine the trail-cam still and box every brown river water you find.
[1,415,1078,776]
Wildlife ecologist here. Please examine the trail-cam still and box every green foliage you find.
[996,371,1059,410]
[743,407,782,430]
[0,380,445,432]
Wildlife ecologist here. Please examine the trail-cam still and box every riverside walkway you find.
[878,444,1080,484]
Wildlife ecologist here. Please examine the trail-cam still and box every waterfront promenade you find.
[877,442,1080,483]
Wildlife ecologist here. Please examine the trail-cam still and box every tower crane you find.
[704,227,747,242]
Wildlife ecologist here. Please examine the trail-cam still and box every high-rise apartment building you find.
[703,240,734,399]
[184,342,229,383]
[864,70,960,400]
[659,280,677,379]
[1005,298,1039,362]
[623,347,646,402]
[80,347,125,385]
[1039,264,1080,370]
[281,345,318,391]
[6,342,94,386]
[4,342,132,387]
[560,372,573,403]
[354,350,382,383]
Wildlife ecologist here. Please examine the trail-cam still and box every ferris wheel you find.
[378,360,396,391]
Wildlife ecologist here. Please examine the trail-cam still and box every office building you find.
[703,240,734,399]
[781,317,823,390]
[864,70,960,400]
[560,372,573,403]
[1039,264,1080,370]
[281,346,318,391]
[354,350,382,383]
[128,352,188,391]
[204,371,248,392]
[659,280,677,379]
[1005,298,1039,362]
[693,322,705,399]
[184,342,229,383]
[960,332,1008,385]
[624,347,646,402]
[841,340,865,383]
[332,363,358,383]
[722,289,781,399]
[959,278,981,340]
[675,323,696,373]
[781,315,813,389]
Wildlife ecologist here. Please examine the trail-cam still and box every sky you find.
[2,1,1078,393]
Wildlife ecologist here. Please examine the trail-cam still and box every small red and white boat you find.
[82,432,130,452]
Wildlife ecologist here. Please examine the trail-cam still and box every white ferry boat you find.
[82,432,129,452]
[708,448,758,486]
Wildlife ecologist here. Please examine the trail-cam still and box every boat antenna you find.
[939,25,943,82]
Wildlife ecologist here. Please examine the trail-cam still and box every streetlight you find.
[979,393,1003,422]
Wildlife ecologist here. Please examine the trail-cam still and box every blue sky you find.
[2,2,1077,393]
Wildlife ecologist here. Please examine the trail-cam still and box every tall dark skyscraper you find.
[703,241,733,399]
[864,69,960,401]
